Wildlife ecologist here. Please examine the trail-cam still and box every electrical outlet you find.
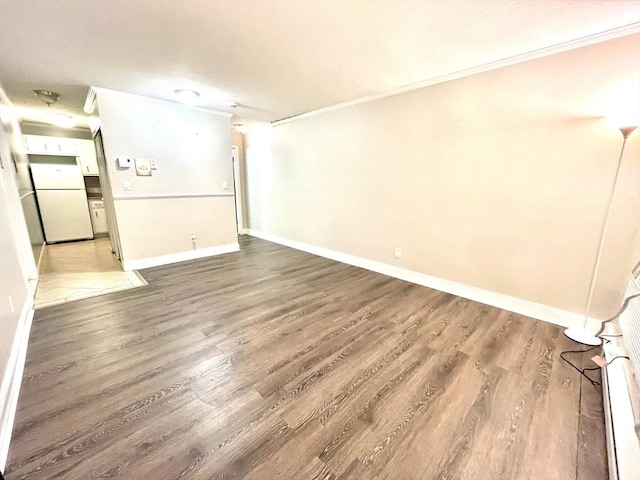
[135,157,152,176]
[190,233,197,242]
[394,248,402,258]
[222,181,228,190]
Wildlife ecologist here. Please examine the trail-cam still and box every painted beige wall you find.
[114,196,238,261]
[246,33,640,320]
[95,90,238,265]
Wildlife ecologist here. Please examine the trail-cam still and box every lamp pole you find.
[564,125,638,345]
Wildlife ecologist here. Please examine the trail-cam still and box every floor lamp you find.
[564,124,638,346]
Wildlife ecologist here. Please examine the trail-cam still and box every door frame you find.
[231,145,245,234]
[93,130,124,262]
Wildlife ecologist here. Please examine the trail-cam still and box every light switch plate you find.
[135,157,152,176]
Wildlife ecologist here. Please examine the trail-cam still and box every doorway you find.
[94,130,123,260]
[32,130,146,309]
[34,238,146,308]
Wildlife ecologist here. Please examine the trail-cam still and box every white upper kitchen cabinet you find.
[24,134,76,155]
[24,135,99,176]
[75,139,99,176]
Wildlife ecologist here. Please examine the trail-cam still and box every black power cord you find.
[562,274,639,384]
[560,345,629,386]
[560,346,601,386]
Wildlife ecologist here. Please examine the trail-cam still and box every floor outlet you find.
[394,248,402,258]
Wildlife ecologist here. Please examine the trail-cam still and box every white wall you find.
[95,89,239,268]
[0,88,37,470]
[245,33,640,322]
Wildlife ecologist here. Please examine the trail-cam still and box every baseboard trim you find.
[0,295,35,473]
[121,243,240,271]
[247,229,584,329]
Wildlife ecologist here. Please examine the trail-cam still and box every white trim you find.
[91,87,233,118]
[122,243,239,271]
[247,229,586,329]
[112,193,234,201]
[272,23,640,126]
[0,293,35,473]
[239,228,248,235]
[231,146,244,235]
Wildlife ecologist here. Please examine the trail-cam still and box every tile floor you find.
[35,237,147,309]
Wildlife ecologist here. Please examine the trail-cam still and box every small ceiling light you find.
[48,113,75,129]
[233,123,249,133]
[174,89,200,104]
[33,90,60,106]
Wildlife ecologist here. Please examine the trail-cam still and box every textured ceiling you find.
[0,0,639,126]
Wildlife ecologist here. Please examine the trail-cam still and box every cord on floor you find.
[560,344,629,387]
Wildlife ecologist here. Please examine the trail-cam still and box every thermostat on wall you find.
[116,156,132,168]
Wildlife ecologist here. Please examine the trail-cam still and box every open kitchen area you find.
[20,115,146,309]
[35,237,146,309]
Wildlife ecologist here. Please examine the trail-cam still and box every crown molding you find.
[273,22,640,127]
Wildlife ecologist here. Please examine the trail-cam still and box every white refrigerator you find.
[31,158,94,243]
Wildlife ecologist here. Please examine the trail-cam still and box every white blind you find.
[619,278,640,394]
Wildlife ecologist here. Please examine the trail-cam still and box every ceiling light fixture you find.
[32,89,60,106]
[48,113,75,129]
[233,123,249,134]
[174,89,200,104]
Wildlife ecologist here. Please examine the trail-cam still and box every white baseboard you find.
[0,294,35,473]
[122,243,240,271]
[247,229,585,330]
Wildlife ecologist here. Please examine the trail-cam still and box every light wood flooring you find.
[35,237,146,309]
[6,236,606,479]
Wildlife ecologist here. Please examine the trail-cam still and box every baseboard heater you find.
[601,278,640,480]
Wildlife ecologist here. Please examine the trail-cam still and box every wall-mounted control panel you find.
[116,156,133,168]
[116,156,157,177]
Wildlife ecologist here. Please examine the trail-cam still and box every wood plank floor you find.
[6,236,606,479]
